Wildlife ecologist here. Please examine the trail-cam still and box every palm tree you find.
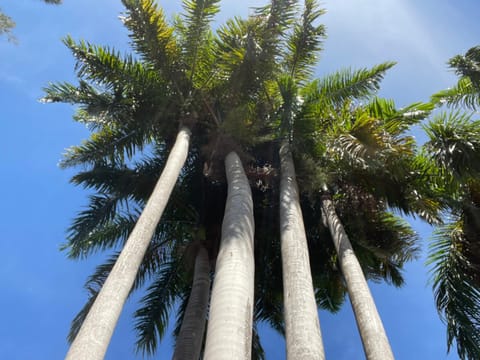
[64,127,191,360]
[47,6,293,355]
[291,84,436,359]
[43,0,223,357]
[49,1,439,358]
[423,111,480,360]
[173,243,211,360]
[273,1,328,357]
[426,46,480,359]
[203,151,255,359]
[432,46,480,110]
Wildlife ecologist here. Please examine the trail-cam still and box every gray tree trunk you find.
[203,151,255,360]
[173,245,211,360]
[321,195,394,360]
[279,141,325,360]
[65,127,191,360]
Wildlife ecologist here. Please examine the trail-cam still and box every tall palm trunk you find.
[173,245,211,360]
[279,141,325,360]
[203,151,255,360]
[66,127,191,360]
[321,194,394,360]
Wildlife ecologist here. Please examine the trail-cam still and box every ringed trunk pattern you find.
[172,245,211,360]
[279,141,325,360]
[65,127,191,360]
[203,151,255,360]
[321,195,394,360]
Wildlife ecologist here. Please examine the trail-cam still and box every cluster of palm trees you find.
[43,0,479,359]
[425,46,480,360]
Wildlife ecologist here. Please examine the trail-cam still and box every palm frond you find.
[255,0,297,39]
[366,97,434,135]
[134,258,186,355]
[121,0,179,78]
[178,0,220,82]
[354,212,419,287]
[304,62,395,108]
[70,154,165,202]
[423,111,480,179]
[282,0,326,82]
[63,194,126,258]
[67,287,99,344]
[314,273,346,312]
[432,78,480,110]
[449,46,480,89]
[59,123,154,168]
[62,36,161,91]
[67,253,119,343]
[172,286,192,340]
[427,221,480,360]
[67,243,171,344]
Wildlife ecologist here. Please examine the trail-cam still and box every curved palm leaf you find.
[423,111,480,180]
[134,257,187,355]
[121,0,179,79]
[302,62,396,109]
[432,78,480,110]
[282,0,326,83]
[427,221,480,360]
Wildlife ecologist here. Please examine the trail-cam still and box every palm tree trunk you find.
[173,245,211,360]
[203,151,255,360]
[321,194,394,360]
[279,141,325,360]
[65,127,191,360]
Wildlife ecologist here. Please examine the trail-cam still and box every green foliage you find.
[303,62,396,109]
[427,222,480,360]
[59,125,154,168]
[0,10,15,42]
[121,0,179,79]
[55,0,440,356]
[424,111,480,180]
[282,0,326,82]
[432,46,480,110]
[68,240,175,344]
[178,0,220,84]
[449,46,480,89]
[432,78,480,110]
[134,257,186,355]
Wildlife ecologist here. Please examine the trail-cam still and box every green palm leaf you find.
[427,221,480,360]
[449,46,480,89]
[178,0,220,82]
[121,0,179,78]
[67,240,174,344]
[423,111,480,180]
[303,62,396,108]
[134,258,186,355]
[282,0,326,82]
[432,78,480,110]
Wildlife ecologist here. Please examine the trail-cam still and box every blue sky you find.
[0,0,478,359]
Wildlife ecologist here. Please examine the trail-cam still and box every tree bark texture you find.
[65,127,191,360]
[321,196,395,360]
[203,151,255,360]
[173,246,211,360]
[279,142,325,360]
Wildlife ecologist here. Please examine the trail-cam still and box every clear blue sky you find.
[0,0,478,359]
